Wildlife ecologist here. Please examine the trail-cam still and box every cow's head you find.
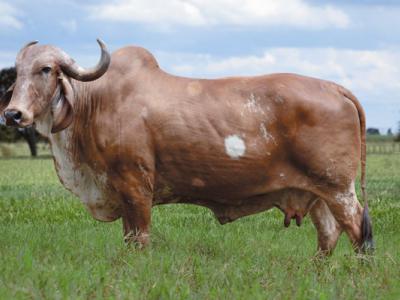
[1,39,110,133]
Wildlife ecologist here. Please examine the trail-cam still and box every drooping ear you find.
[0,83,15,125]
[51,74,74,133]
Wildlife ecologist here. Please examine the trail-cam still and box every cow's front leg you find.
[121,192,151,248]
[111,165,154,248]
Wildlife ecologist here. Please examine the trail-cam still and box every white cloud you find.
[89,0,349,29]
[0,1,23,30]
[157,47,400,102]
[60,19,78,34]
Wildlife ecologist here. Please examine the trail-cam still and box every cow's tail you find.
[339,86,374,253]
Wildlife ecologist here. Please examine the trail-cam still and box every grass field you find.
[0,144,399,299]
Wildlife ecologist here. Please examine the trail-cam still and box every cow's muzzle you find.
[3,108,28,127]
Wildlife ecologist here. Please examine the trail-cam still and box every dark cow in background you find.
[0,40,374,255]
[0,67,37,156]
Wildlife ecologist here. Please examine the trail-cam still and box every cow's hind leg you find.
[309,199,342,256]
[316,182,373,253]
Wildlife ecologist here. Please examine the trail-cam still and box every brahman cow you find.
[1,40,374,255]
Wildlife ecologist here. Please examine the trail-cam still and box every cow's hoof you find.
[124,232,149,249]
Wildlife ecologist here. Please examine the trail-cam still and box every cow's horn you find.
[61,38,111,82]
[22,41,39,49]
[16,41,39,61]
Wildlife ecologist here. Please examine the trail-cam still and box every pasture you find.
[0,142,399,299]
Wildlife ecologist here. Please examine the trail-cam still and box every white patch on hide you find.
[140,107,148,118]
[314,200,338,237]
[335,181,358,217]
[37,117,119,222]
[224,135,246,159]
[241,93,265,116]
[259,123,277,144]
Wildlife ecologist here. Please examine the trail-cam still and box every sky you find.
[0,0,399,132]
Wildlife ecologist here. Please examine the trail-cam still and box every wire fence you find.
[367,142,400,154]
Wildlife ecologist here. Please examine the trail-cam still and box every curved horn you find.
[60,39,111,82]
[17,41,39,61]
[22,40,39,49]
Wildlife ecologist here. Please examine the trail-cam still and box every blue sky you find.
[1,0,399,132]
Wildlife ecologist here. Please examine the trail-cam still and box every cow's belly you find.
[154,148,279,203]
[154,174,318,225]
[154,165,269,204]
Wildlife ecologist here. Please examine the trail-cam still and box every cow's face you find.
[2,44,59,128]
[1,39,110,133]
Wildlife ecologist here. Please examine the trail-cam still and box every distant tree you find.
[0,67,38,156]
[387,128,393,136]
[366,128,380,135]
[0,67,16,96]
[396,122,400,142]
[0,68,18,143]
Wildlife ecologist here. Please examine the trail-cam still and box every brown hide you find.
[11,44,373,254]
[74,47,360,199]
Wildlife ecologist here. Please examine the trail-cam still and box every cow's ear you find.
[51,74,74,133]
[0,83,15,113]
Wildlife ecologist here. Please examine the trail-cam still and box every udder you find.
[274,190,318,227]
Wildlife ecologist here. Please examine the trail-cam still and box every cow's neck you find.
[35,81,104,201]
[35,94,116,221]
[35,80,97,166]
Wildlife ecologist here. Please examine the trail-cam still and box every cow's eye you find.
[41,66,52,74]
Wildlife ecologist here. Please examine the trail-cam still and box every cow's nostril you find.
[4,109,23,122]
[13,111,22,121]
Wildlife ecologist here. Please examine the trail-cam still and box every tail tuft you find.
[361,203,374,253]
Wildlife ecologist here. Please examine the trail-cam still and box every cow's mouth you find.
[5,117,21,127]
[4,116,33,128]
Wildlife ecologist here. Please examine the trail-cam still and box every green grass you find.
[0,151,399,299]
[0,142,51,158]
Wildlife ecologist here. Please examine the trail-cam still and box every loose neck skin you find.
[35,79,92,146]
